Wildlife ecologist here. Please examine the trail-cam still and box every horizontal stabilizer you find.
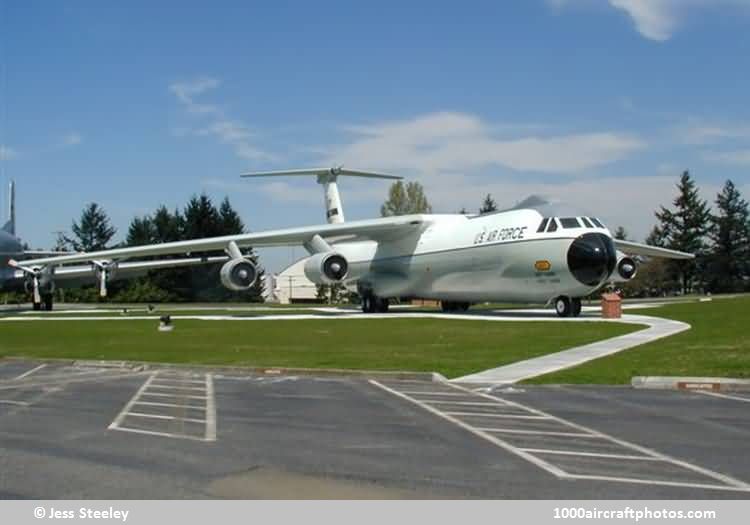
[241,166,402,180]
[615,240,694,260]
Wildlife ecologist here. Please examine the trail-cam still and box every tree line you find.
[48,194,264,303]
[623,171,749,296]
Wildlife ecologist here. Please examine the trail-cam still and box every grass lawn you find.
[0,317,638,379]
[526,295,750,384]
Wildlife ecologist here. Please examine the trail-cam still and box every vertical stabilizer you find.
[240,167,402,225]
[2,180,15,236]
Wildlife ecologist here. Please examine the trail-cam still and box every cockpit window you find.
[546,218,558,232]
[580,217,594,228]
[560,217,580,229]
[590,217,605,228]
[537,218,549,233]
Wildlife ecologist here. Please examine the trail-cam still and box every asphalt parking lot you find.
[1,359,749,499]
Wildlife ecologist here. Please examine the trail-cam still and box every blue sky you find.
[1,0,749,272]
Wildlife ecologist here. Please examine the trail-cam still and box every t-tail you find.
[2,180,15,236]
[240,166,402,224]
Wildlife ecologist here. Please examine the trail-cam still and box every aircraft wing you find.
[615,240,694,260]
[12,256,229,281]
[14,215,430,267]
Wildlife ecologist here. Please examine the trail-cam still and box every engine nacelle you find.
[613,253,638,282]
[303,252,349,285]
[220,258,258,291]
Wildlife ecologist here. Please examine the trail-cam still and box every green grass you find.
[0,317,638,379]
[526,295,750,384]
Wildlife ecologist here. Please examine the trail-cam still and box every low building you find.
[267,257,318,304]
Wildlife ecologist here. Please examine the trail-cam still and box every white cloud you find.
[323,111,643,175]
[677,121,750,145]
[169,76,275,162]
[551,0,750,41]
[168,77,222,115]
[0,145,17,160]
[702,149,750,166]
[62,132,83,147]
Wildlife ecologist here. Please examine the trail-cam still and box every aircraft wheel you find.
[571,298,582,317]
[458,302,471,312]
[361,294,374,313]
[441,301,455,312]
[32,302,42,311]
[43,294,54,311]
[375,297,390,313]
[554,296,571,317]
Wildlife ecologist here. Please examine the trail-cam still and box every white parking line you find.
[13,364,47,380]
[444,412,549,419]
[399,391,473,397]
[127,412,206,424]
[0,399,30,406]
[369,380,569,478]
[446,382,750,491]
[519,448,662,461]
[108,373,157,431]
[427,400,508,406]
[372,380,750,493]
[134,401,207,410]
[109,426,210,442]
[696,391,750,403]
[149,383,207,391]
[139,392,207,400]
[476,428,594,437]
[205,374,217,442]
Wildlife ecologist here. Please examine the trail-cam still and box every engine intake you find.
[220,258,258,291]
[617,256,637,281]
[303,252,349,284]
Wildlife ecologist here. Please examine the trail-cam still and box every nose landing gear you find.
[554,296,582,318]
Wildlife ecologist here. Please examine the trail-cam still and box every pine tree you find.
[66,203,116,252]
[126,215,156,246]
[613,226,629,241]
[152,206,184,243]
[218,197,245,234]
[707,180,750,292]
[183,194,222,239]
[479,194,497,214]
[653,171,711,293]
[381,181,432,216]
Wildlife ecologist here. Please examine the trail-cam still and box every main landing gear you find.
[441,301,470,313]
[554,296,581,318]
[33,293,54,312]
[361,293,390,313]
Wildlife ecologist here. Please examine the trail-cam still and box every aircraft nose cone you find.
[567,233,617,287]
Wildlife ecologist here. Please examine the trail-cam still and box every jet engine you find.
[303,252,349,285]
[220,258,258,291]
[613,252,638,282]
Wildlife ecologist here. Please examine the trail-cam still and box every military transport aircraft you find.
[0,181,226,310]
[14,168,693,317]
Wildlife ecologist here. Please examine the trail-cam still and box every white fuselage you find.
[329,209,612,304]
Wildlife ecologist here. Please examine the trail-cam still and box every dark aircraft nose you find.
[567,233,617,286]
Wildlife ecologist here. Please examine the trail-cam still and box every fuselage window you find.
[590,217,605,228]
[580,217,594,228]
[547,218,558,232]
[537,218,549,233]
[560,217,580,229]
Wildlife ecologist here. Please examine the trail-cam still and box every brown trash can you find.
[601,293,622,319]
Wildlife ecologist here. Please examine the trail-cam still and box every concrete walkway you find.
[453,314,690,384]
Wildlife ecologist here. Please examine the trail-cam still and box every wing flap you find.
[615,240,694,260]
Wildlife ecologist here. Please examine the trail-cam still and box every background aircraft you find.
[0,181,226,310]
[15,168,693,316]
